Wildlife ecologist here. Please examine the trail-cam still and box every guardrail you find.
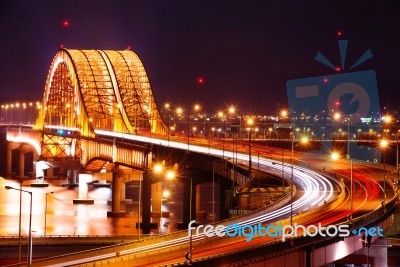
[0,234,157,246]
[164,190,398,266]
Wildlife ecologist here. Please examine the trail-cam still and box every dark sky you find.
[0,0,399,114]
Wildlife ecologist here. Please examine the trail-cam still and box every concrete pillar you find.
[107,170,126,217]
[18,146,25,178]
[73,174,94,204]
[46,166,54,178]
[141,172,152,233]
[112,172,121,212]
[32,150,39,175]
[6,143,12,174]
[61,168,79,187]
[152,182,162,217]
[195,184,207,224]
[196,184,201,212]
[220,182,228,221]
[120,182,127,201]
[361,238,388,267]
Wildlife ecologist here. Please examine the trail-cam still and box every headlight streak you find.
[49,130,335,265]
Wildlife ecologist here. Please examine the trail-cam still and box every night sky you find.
[0,0,399,114]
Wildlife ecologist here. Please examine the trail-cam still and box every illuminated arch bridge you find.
[34,49,168,161]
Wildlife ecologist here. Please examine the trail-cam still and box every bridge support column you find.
[140,172,156,234]
[107,170,127,217]
[61,168,79,187]
[347,238,388,267]
[73,174,94,204]
[32,150,39,176]
[195,184,208,224]
[18,145,25,178]
[119,182,129,202]
[6,142,18,177]
[151,182,162,217]
[219,182,230,221]
[46,166,54,178]
[182,179,196,228]
[31,159,50,187]
[106,168,134,205]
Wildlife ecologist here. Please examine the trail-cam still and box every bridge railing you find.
[173,185,399,266]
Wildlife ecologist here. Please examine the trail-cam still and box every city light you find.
[1,39,397,267]
[331,152,340,160]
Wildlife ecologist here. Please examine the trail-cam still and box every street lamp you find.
[160,190,170,234]
[334,112,351,158]
[164,170,193,263]
[218,111,226,159]
[13,179,34,263]
[396,130,400,193]
[44,191,54,236]
[247,118,254,178]
[5,186,33,266]
[228,106,238,164]
[380,139,388,207]
[290,136,308,226]
[175,107,187,150]
[164,103,171,146]
[331,152,353,222]
[194,103,206,137]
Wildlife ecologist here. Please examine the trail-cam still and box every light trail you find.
[42,129,337,266]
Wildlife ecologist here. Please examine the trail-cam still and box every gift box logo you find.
[286,70,379,118]
[286,39,379,118]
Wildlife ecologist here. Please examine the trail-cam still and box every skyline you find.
[1,1,399,113]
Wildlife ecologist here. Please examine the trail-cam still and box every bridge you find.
[1,48,399,266]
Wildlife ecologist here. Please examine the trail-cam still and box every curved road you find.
[22,131,392,266]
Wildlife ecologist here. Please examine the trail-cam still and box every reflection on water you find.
[0,178,220,236]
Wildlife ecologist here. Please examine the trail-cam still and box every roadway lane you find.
[12,131,392,266]
[33,140,340,266]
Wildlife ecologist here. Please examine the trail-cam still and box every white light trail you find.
[44,130,336,266]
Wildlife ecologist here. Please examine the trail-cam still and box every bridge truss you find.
[35,49,167,160]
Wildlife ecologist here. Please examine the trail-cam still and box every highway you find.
[2,130,394,266]
[23,130,348,267]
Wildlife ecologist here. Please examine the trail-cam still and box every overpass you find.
[1,48,399,266]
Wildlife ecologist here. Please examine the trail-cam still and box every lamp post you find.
[360,238,371,267]
[290,135,294,226]
[397,131,400,192]
[138,171,142,240]
[212,161,215,223]
[44,191,54,237]
[164,103,171,146]
[380,139,388,206]
[228,106,238,189]
[280,110,289,195]
[160,190,170,234]
[161,169,193,263]
[5,186,33,266]
[334,112,352,158]
[15,179,32,263]
[218,111,226,159]
[290,136,309,226]
[350,159,353,221]
[346,117,350,158]
[246,118,254,179]
[193,103,206,137]
[228,106,237,164]
[152,165,175,235]
[331,152,353,221]
[188,176,193,264]
[175,107,186,149]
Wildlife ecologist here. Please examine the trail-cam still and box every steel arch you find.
[35,48,167,137]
